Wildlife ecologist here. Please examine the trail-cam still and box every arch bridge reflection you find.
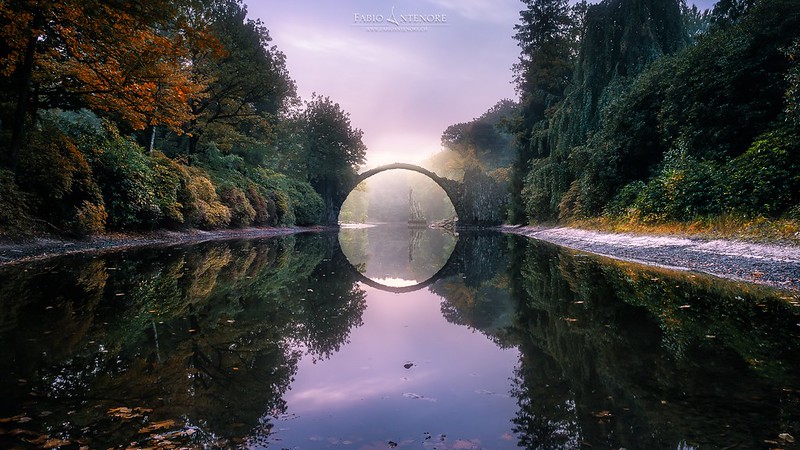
[337,230,468,294]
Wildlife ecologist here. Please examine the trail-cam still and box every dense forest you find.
[0,0,366,236]
[434,0,799,233]
[3,0,798,236]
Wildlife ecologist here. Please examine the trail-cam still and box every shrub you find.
[0,169,35,236]
[92,132,162,228]
[18,129,106,234]
[726,126,800,217]
[287,178,324,226]
[72,200,108,236]
[245,184,271,225]
[218,184,256,227]
[623,147,725,222]
[251,168,324,226]
[149,152,188,226]
[184,168,231,229]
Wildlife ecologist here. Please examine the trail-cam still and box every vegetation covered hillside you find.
[505,0,799,232]
[0,0,365,237]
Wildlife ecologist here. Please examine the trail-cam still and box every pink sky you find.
[249,1,717,168]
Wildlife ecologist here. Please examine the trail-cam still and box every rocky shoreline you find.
[503,225,800,291]
[0,226,329,266]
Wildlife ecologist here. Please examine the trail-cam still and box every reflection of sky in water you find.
[269,285,520,448]
[339,226,457,284]
[372,277,417,287]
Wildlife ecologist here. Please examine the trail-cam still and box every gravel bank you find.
[0,226,328,266]
[504,226,800,291]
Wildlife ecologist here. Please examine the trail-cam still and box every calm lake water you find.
[1,227,800,449]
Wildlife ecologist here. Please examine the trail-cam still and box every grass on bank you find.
[567,215,800,244]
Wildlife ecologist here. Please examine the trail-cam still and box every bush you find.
[91,132,162,228]
[245,184,271,225]
[726,126,800,217]
[604,181,646,217]
[251,168,323,226]
[0,169,35,236]
[184,167,231,229]
[218,184,256,227]
[149,152,188,226]
[287,178,324,226]
[18,129,106,234]
[72,200,108,236]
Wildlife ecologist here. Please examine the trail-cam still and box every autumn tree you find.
[0,0,208,171]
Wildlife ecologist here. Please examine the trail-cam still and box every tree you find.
[294,94,366,224]
[509,0,577,223]
[0,0,206,171]
[183,0,296,156]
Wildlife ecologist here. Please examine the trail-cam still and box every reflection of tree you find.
[507,236,800,449]
[0,234,367,449]
[432,233,519,347]
[296,234,367,361]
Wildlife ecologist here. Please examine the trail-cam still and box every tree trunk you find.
[9,31,38,173]
[148,125,157,154]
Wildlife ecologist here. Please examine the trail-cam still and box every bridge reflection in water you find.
[337,225,463,293]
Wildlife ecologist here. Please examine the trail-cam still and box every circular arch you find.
[338,232,465,294]
[343,163,464,221]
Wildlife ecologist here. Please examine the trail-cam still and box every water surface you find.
[1,229,799,449]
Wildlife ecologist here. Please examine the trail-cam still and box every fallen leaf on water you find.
[138,420,176,434]
[9,429,38,436]
[108,407,152,420]
[43,438,71,448]
[0,414,30,423]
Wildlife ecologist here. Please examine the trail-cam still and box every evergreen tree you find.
[509,0,576,223]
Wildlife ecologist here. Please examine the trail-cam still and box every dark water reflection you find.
[0,230,799,449]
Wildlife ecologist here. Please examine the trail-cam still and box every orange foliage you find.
[0,0,218,132]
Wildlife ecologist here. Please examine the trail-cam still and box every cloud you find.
[277,26,410,67]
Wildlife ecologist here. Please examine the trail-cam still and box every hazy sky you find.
[249,1,717,168]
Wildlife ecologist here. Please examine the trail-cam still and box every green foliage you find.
[511,0,800,224]
[91,132,163,228]
[251,168,323,226]
[726,126,800,216]
[149,151,188,226]
[458,166,509,225]
[786,39,800,126]
[0,0,351,236]
[184,0,296,154]
[291,94,366,224]
[627,148,725,222]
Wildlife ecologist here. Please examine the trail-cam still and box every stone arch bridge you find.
[339,163,467,223]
